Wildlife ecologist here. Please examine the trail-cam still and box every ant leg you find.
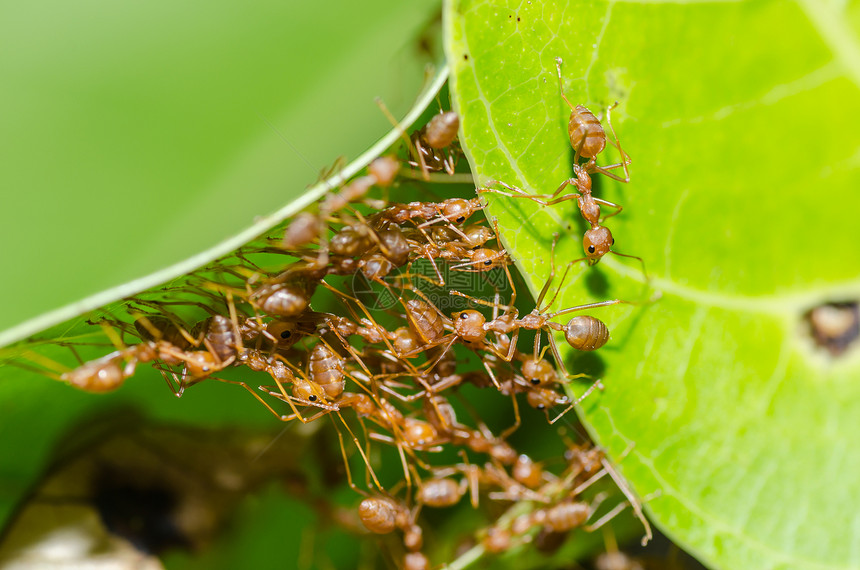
[546,299,625,320]
[500,388,522,439]
[584,502,630,533]
[549,379,605,424]
[376,97,429,181]
[588,103,631,183]
[534,235,562,308]
[333,412,384,493]
[592,197,623,221]
[600,457,653,545]
[18,349,70,376]
[546,332,571,379]
[481,179,578,207]
[554,57,576,112]
[609,250,649,280]
[538,238,576,313]
[213,376,314,421]
[449,290,515,314]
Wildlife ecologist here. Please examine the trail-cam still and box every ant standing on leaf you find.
[479,57,645,273]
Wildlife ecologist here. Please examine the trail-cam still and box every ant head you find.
[440,198,474,224]
[461,224,493,248]
[292,379,329,405]
[393,327,420,354]
[403,418,438,447]
[526,387,569,412]
[453,310,487,343]
[453,248,506,272]
[583,226,614,263]
[521,358,557,386]
[266,321,299,346]
[183,351,220,378]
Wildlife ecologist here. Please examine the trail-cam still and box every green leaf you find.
[0,0,451,534]
[0,0,443,337]
[446,1,860,568]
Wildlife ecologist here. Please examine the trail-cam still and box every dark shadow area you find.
[567,351,607,380]
[584,265,611,297]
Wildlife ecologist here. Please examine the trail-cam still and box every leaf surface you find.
[0,0,442,337]
[446,1,860,568]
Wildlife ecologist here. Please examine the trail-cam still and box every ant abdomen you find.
[359,253,393,280]
[544,500,590,532]
[204,315,240,362]
[308,343,345,399]
[253,283,310,318]
[358,496,399,534]
[568,105,606,159]
[405,300,445,344]
[367,155,400,187]
[564,316,609,351]
[377,227,411,266]
[61,355,125,392]
[424,111,460,149]
[418,478,463,508]
[392,326,421,355]
[282,212,320,249]
[330,226,373,257]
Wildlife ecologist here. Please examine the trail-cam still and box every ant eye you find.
[308,395,317,401]
[530,378,540,385]
[588,246,596,253]
[281,330,291,339]
[483,260,492,266]
[536,404,546,410]
[611,238,615,245]
[460,313,469,319]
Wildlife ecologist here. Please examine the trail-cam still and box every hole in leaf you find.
[805,302,859,357]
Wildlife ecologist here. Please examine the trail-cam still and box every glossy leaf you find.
[0,0,442,337]
[0,0,449,534]
[446,0,860,568]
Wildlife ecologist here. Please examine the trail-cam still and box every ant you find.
[376,97,461,182]
[409,110,461,177]
[480,57,645,271]
[453,236,621,377]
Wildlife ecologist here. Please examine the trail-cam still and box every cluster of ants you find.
[12,58,650,569]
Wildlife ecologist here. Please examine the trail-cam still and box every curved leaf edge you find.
[0,67,451,349]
